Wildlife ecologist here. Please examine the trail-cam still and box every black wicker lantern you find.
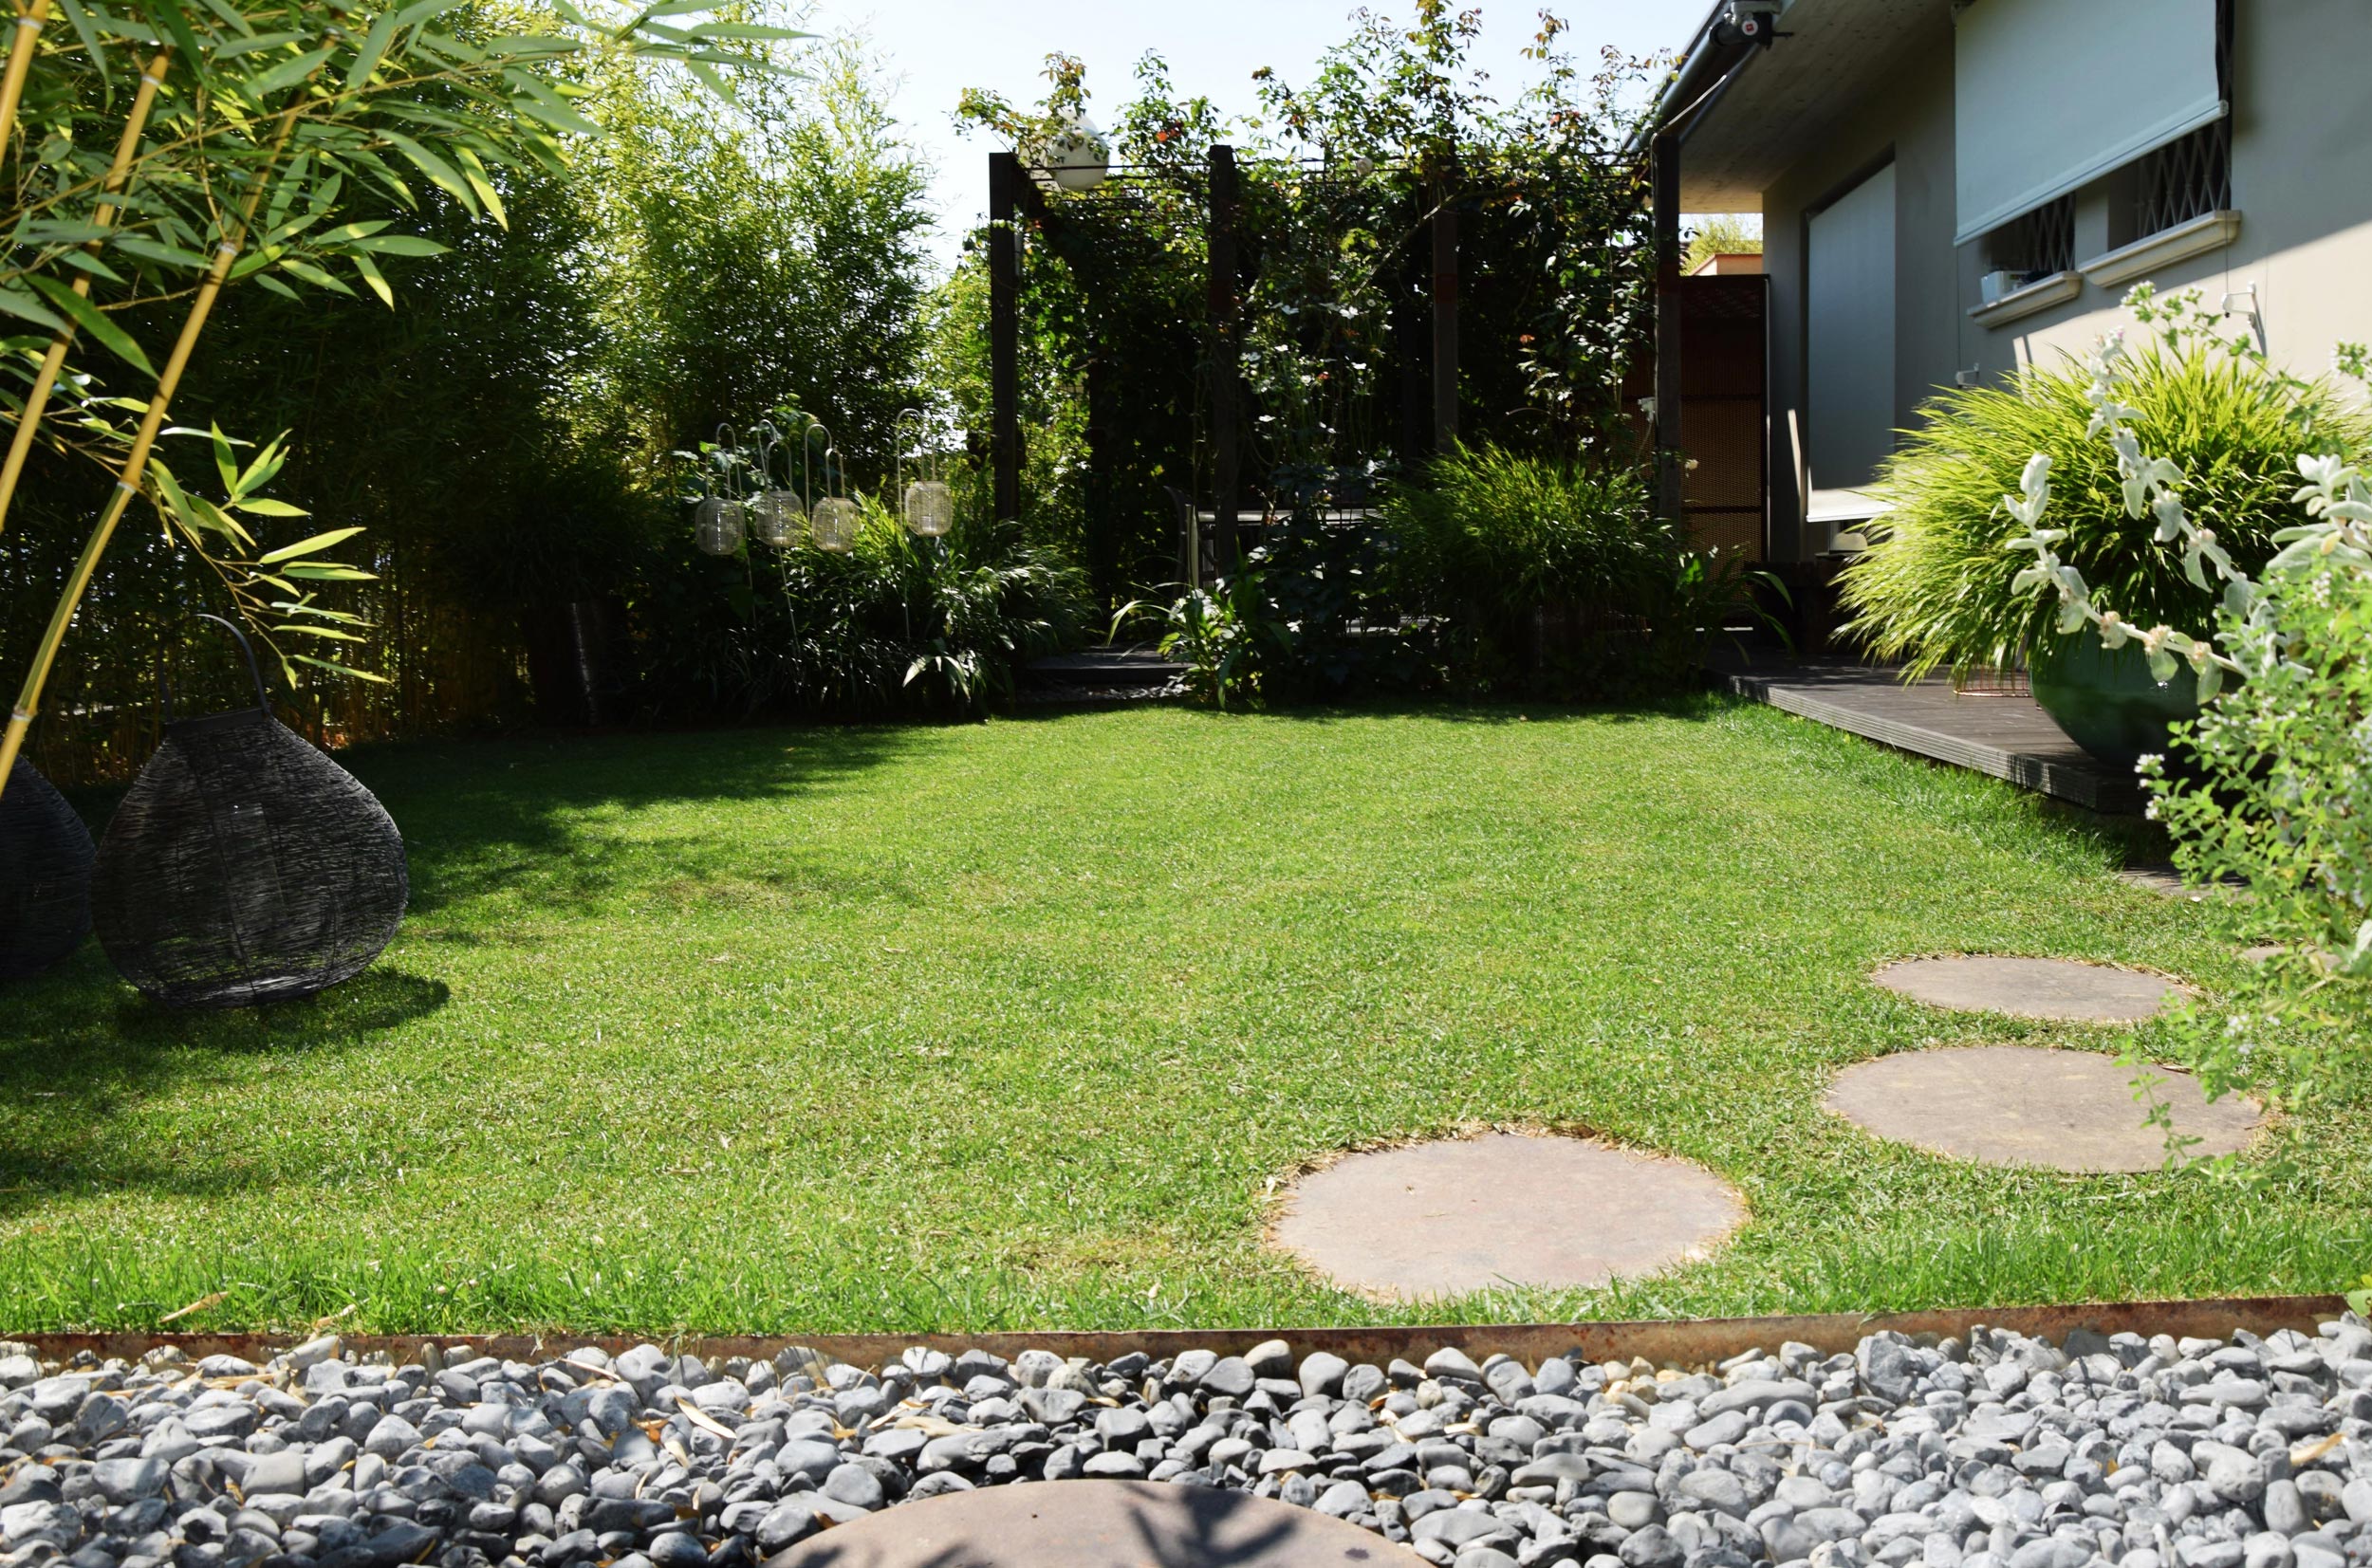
[0,758,96,981]
[92,617,409,1008]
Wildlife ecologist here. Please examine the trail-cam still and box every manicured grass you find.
[3,696,2362,1336]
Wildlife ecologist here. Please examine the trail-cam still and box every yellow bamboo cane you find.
[0,0,50,170]
[0,113,295,801]
[0,48,173,536]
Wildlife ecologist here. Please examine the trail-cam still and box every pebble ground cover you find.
[9,1321,2372,1568]
[0,696,2364,1335]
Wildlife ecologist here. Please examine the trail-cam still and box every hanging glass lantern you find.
[694,496,745,555]
[1045,114,1108,194]
[751,488,805,547]
[903,479,955,538]
[693,423,747,555]
[744,423,805,547]
[810,495,862,553]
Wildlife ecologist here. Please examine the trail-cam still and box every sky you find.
[798,0,1719,273]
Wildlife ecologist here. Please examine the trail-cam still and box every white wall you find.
[1756,0,2372,561]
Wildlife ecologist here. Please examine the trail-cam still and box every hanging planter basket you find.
[0,757,96,982]
[92,616,409,1009]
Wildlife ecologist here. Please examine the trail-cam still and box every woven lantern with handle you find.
[0,757,95,981]
[91,616,409,1009]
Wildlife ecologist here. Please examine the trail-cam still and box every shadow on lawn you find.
[328,720,935,916]
[0,961,448,1219]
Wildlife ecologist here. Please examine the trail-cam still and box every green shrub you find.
[2146,560,2372,1114]
[637,498,1087,719]
[1385,444,1669,620]
[1838,341,2365,679]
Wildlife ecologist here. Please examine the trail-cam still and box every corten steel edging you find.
[5,1296,2345,1371]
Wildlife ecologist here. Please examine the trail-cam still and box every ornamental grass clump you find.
[1384,443,1670,622]
[1838,294,2366,680]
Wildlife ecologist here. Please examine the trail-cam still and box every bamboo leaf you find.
[27,274,154,375]
[681,20,810,40]
[345,233,447,257]
[343,8,398,88]
[290,655,391,683]
[54,0,111,79]
[455,149,506,227]
[257,526,363,563]
[0,287,68,334]
[232,498,310,517]
[277,256,358,294]
[147,0,207,79]
[246,45,334,98]
[279,563,379,581]
[511,93,602,138]
[349,249,394,306]
[378,130,479,213]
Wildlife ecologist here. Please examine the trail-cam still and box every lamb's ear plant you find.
[1837,286,2365,681]
[1978,285,2372,1140]
[0,0,806,804]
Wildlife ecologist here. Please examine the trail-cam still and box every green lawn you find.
[3,696,2362,1336]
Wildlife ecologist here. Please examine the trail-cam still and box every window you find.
[2134,118,2231,239]
[1985,195,2074,284]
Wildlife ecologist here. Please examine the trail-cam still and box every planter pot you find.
[2029,635,2199,772]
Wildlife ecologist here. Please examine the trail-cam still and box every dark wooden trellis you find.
[984,145,1463,579]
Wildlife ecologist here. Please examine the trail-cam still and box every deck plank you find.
[1714,655,2140,813]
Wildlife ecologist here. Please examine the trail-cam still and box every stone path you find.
[1268,1133,1744,1300]
[1825,1044,2258,1171]
[1872,955,2183,1023]
[771,1477,1423,1567]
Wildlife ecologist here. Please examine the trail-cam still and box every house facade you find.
[1654,0,2372,563]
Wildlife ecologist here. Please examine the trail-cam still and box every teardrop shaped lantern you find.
[1044,114,1108,194]
[0,757,95,981]
[91,617,409,1009]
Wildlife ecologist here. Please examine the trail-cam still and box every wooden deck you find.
[1713,654,2142,813]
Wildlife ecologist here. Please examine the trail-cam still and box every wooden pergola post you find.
[1430,162,1459,453]
[1207,143,1242,574]
[1652,127,1685,526]
[989,150,1021,523]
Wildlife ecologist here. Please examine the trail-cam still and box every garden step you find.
[1024,646,1185,686]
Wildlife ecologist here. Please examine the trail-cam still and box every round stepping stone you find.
[1873,955,2182,1022]
[769,1479,1423,1567]
[1825,1044,2258,1171]
[1269,1132,1743,1301]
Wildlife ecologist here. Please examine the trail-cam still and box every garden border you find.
[8,1294,2342,1370]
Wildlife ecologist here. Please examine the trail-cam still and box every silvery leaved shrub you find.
[2001,286,2372,1120]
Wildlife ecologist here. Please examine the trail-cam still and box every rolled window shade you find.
[1954,0,2223,245]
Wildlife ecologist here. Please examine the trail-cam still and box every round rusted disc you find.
[770,1479,1422,1567]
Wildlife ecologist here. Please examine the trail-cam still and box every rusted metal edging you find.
[6,1295,2345,1370]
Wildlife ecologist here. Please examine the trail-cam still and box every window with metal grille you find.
[2135,118,2231,236]
[1987,195,2074,279]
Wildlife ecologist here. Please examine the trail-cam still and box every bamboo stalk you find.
[0,0,50,170]
[0,48,172,535]
[0,114,294,801]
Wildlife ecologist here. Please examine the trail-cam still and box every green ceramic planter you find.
[2029,635,2200,772]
